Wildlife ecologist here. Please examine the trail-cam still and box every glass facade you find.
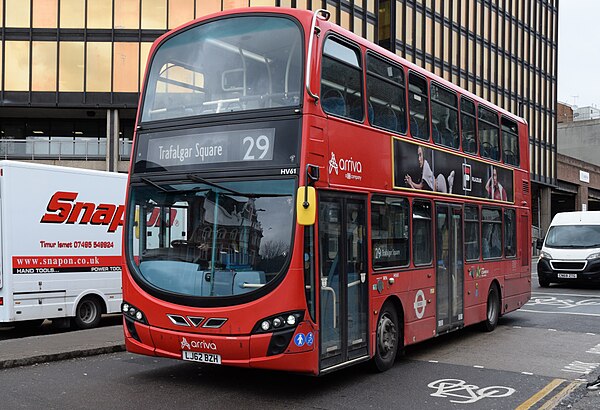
[381,0,557,185]
[0,0,557,186]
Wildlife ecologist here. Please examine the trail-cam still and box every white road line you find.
[473,365,484,368]
[513,326,522,329]
[587,333,597,336]
[520,309,600,317]
[548,329,557,331]
[429,360,439,363]
[521,372,534,375]
[532,292,600,299]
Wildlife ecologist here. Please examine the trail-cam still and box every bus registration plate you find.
[182,350,222,364]
[557,273,577,279]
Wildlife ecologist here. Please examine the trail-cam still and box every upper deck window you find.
[501,118,520,166]
[366,53,407,134]
[320,37,363,121]
[140,16,303,122]
[408,73,430,140]
[478,106,500,161]
[431,83,458,149]
[460,97,477,154]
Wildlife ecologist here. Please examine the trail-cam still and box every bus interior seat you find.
[410,117,420,138]
[321,89,347,117]
[432,124,441,144]
[375,106,398,131]
[442,130,454,147]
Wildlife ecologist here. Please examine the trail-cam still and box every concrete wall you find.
[558,119,600,167]
[557,153,600,211]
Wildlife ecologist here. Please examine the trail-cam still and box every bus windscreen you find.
[140,16,303,122]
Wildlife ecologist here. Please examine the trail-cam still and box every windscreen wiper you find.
[140,176,209,195]
[187,174,245,196]
[141,177,171,192]
[187,174,291,198]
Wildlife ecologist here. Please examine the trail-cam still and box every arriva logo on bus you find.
[180,337,217,351]
[328,152,363,181]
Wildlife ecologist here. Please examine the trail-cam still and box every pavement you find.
[0,324,124,369]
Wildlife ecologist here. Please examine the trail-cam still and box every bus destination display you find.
[145,128,275,168]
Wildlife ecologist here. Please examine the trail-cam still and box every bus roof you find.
[147,6,527,126]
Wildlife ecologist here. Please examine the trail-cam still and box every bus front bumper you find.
[123,317,318,374]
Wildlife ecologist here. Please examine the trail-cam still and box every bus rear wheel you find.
[481,284,500,332]
[372,303,400,372]
[73,296,102,330]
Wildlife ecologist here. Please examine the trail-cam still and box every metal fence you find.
[0,138,132,160]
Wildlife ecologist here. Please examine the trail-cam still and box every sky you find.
[558,0,600,108]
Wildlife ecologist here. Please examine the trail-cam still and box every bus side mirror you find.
[297,186,316,226]
[297,164,319,226]
[536,238,543,250]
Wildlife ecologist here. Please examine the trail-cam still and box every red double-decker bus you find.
[122,7,531,375]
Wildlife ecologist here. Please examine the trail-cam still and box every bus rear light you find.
[121,301,147,325]
[252,311,304,334]
[0,297,3,305]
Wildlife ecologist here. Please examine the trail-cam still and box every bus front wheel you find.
[372,303,400,372]
[481,284,500,332]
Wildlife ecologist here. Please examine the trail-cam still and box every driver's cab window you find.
[320,37,363,121]
[136,203,189,257]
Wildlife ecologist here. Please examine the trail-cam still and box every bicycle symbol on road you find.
[526,296,600,309]
[428,379,516,404]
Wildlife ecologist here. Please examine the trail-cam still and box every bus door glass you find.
[435,204,464,333]
[318,193,369,370]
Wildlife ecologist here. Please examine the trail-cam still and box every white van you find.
[537,211,600,287]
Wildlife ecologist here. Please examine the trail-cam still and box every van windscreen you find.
[545,225,600,248]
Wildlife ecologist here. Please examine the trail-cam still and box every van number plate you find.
[182,350,221,364]
[557,273,577,279]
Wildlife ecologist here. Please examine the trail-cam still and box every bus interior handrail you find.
[305,9,330,103]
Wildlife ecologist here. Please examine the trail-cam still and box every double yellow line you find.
[517,378,582,409]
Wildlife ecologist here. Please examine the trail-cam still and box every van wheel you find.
[371,303,401,372]
[481,284,500,332]
[74,297,102,329]
[538,277,550,288]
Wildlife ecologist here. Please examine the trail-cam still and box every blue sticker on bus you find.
[306,332,314,346]
[294,333,306,347]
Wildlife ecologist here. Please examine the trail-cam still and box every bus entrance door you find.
[318,193,369,371]
[435,204,464,334]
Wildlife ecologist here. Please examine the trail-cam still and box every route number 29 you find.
[243,135,270,160]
